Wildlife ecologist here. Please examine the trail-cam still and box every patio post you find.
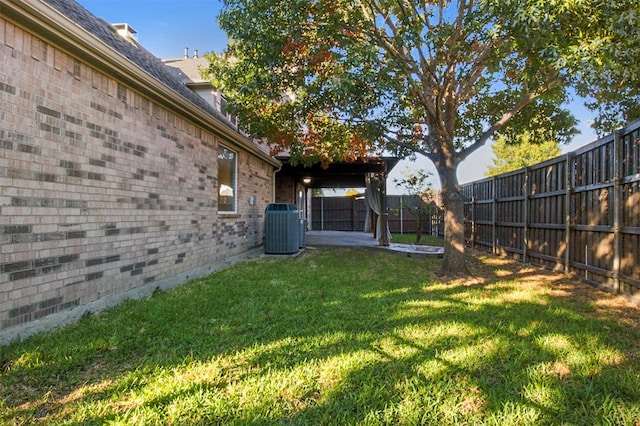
[379,167,390,246]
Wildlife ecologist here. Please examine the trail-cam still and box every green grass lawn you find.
[1,248,639,425]
[391,233,443,246]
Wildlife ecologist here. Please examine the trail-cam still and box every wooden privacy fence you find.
[311,196,365,232]
[310,195,444,236]
[462,119,640,298]
[386,196,444,237]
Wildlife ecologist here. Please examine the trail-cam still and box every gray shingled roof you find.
[43,0,230,126]
[162,57,211,85]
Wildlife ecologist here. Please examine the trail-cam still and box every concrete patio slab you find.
[305,231,444,257]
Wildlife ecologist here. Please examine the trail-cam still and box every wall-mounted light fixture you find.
[302,177,312,184]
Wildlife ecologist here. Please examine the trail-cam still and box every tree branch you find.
[456,35,504,102]
[382,133,433,159]
[358,1,438,121]
[458,74,563,161]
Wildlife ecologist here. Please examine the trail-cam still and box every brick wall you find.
[0,18,275,341]
[275,174,296,204]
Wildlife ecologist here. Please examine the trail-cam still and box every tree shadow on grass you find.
[1,247,639,424]
[248,279,639,423]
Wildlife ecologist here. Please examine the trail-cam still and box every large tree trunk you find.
[438,165,469,275]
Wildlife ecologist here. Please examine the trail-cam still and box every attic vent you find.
[112,23,138,45]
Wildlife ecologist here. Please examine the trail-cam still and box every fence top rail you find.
[573,133,614,156]
[619,117,640,135]
[495,168,526,179]
[528,153,569,171]
[462,176,494,188]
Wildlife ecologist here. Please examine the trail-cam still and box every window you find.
[219,95,227,115]
[218,146,236,212]
[219,94,238,126]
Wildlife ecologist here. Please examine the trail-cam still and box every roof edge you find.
[1,0,280,168]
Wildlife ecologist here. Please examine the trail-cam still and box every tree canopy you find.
[485,133,562,177]
[205,0,636,273]
[573,1,640,133]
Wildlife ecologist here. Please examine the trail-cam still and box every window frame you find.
[217,145,237,214]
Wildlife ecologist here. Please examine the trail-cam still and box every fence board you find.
[495,171,526,255]
[619,123,640,295]
[527,157,568,269]
[464,179,495,250]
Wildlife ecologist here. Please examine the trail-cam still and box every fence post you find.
[351,195,356,231]
[470,185,476,248]
[523,169,529,263]
[564,152,574,275]
[612,130,622,293]
[492,177,497,254]
[400,195,404,235]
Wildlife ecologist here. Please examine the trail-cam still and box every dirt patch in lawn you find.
[464,249,640,329]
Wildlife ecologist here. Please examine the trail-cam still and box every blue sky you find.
[76,0,228,58]
[75,0,598,190]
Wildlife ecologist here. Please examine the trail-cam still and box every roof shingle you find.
[42,0,230,126]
